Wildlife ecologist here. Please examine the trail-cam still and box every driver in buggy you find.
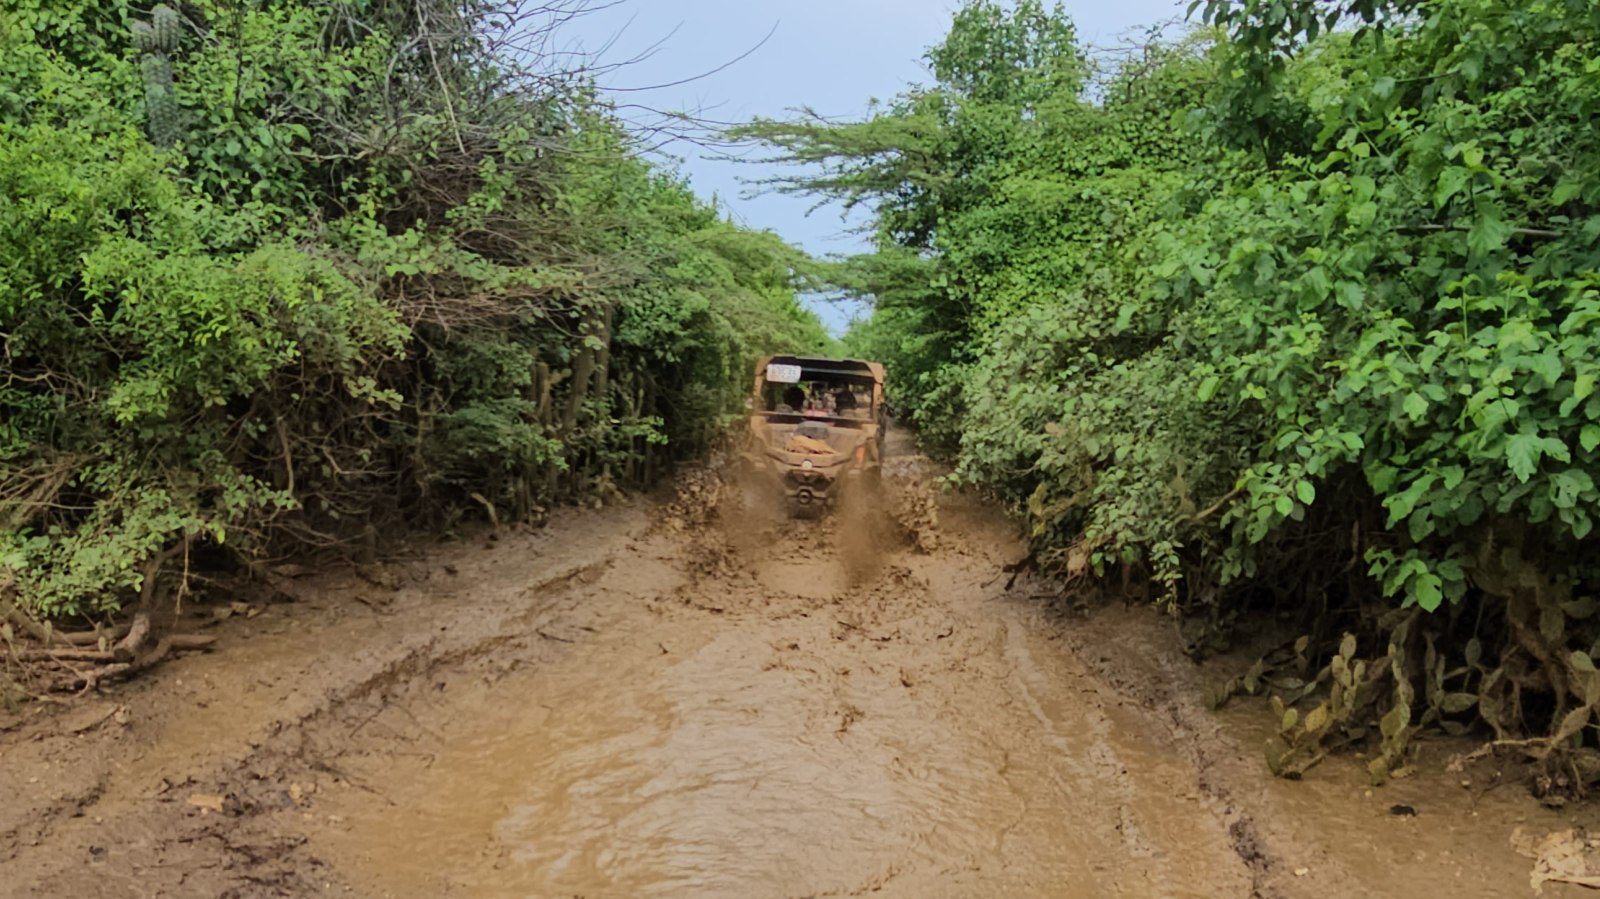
[799,382,833,417]
[833,385,859,415]
[777,384,806,413]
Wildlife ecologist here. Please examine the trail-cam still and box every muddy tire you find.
[789,498,826,520]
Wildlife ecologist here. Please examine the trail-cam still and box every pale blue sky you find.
[563,1,1189,331]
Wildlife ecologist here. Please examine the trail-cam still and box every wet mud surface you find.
[4,438,1600,897]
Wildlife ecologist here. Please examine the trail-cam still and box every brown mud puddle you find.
[3,438,1600,897]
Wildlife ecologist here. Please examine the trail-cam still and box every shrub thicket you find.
[747,0,1600,791]
[0,0,827,621]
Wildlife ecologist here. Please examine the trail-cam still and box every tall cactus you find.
[131,20,158,53]
[151,4,181,52]
[134,5,183,147]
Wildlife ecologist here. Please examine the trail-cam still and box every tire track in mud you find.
[0,509,643,897]
[1039,611,1290,899]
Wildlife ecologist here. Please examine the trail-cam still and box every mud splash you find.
[298,483,1242,898]
[3,436,1599,897]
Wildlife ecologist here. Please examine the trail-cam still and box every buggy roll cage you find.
[751,355,885,425]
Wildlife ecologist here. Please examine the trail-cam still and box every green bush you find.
[0,122,405,614]
[0,0,826,619]
[755,0,1600,787]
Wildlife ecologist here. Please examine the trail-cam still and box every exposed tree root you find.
[17,635,216,664]
[4,571,219,694]
[49,633,219,693]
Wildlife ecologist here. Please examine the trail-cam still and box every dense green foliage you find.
[0,0,826,618]
[749,0,1600,788]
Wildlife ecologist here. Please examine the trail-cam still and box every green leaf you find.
[1468,214,1514,258]
[1295,480,1316,504]
[1435,166,1469,208]
[1402,392,1428,421]
[1385,474,1438,524]
[1368,464,1399,493]
[1582,425,1600,454]
[1411,571,1444,612]
[1530,351,1564,386]
[1506,432,1544,482]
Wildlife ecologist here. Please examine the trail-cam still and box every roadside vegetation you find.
[745,0,1600,793]
[0,0,827,677]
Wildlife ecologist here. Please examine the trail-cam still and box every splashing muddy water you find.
[3,438,1599,897]
[308,496,1252,898]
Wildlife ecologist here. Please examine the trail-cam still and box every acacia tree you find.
[737,1,1098,449]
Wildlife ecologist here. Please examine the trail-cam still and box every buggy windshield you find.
[760,376,874,421]
[756,358,878,423]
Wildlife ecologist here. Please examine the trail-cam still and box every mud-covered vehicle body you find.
[742,355,886,515]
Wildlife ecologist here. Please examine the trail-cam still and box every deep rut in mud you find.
[3,440,1599,897]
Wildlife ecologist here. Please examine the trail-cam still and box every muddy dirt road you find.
[4,442,1599,897]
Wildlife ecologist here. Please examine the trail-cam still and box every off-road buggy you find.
[741,355,886,517]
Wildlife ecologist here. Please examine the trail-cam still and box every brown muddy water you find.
[3,442,1600,897]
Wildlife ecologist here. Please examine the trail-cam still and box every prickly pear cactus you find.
[133,5,184,147]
